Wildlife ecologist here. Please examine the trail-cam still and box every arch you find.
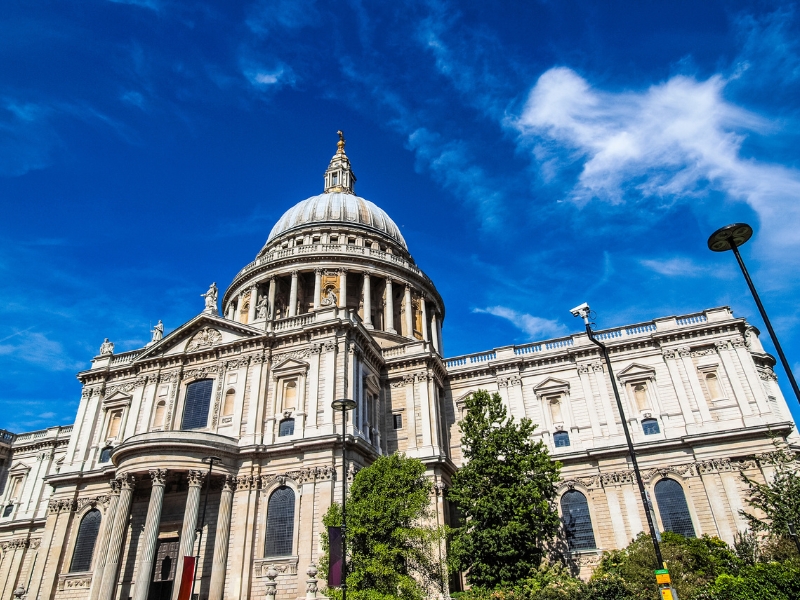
[223,389,235,417]
[265,486,296,556]
[70,508,101,572]
[654,479,696,538]
[560,490,596,550]
[181,379,214,430]
[152,400,166,429]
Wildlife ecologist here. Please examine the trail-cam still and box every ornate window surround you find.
[533,378,575,449]
[259,477,301,565]
[271,358,309,441]
[616,363,666,439]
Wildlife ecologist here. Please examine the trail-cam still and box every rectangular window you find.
[279,419,295,437]
[181,379,214,430]
[2,504,12,517]
[393,414,403,430]
[107,410,122,439]
[554,431,570,447]
[642,419,660,435]
[9,477,22,499]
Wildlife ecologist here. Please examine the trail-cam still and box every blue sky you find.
[2,0,800,431]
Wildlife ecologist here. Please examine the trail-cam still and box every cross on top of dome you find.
[324,130,356,194]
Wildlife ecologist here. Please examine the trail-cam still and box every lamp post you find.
[570,303,665,570]
[331,398,356,600]
[191,455,221,600]
[708,223,800,404]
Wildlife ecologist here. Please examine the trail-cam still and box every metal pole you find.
[586,326,665,568]
[191,457,218,600]
[730,242,800,403]
[341,405,348,600]
[788,522,800,556]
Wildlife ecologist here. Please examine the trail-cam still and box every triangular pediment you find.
[134,313,265,361]
[8,462,30,473]
[272,357,310,376]
[616,362,656,382]
[533,377,570,394]
[103,390,133,404]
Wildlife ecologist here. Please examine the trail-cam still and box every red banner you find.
[177,556,196,600]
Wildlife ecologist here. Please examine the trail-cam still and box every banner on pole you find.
[328,526,342,587]
[177,556,196,600]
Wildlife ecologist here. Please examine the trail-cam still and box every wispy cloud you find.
[639,256,735,278]
[107,0,160,11]
[242,62,295,90]
[474,306,567,340]
[512,67,800,266]
[0,332,83,372]
[246,0,319,36]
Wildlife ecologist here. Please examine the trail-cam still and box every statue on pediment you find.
[99,338,114,356]
[201,282,218,314]
[151,320,164,343]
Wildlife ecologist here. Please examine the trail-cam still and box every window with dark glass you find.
[561,490,596,550]
[181,379,213,430]
[393,414,403,429]
[99,447,113,463]
[265,486,295,556]
[70,508,102,572]
[642,419,660,435]
[279,419,295,437]
[554,431,570,447]
[654,479,695,538]
[2,504,12,517]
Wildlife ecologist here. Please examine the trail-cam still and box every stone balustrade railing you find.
[110,350,141,365]
[231,243,434,289]
[445,308,727,370]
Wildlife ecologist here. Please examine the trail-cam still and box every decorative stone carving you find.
[99,338,114,355]
[186,327,223,352]
[201,282,219,314]
[661,348,676,360]
[118,473,136,490]
[272,348,311,364]
[236,475,256,490]
[150,468,168,485]
[187,470,206,487]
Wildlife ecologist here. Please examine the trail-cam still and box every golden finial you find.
[336,130,345,154]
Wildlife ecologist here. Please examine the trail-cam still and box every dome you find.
[267,192,408,250]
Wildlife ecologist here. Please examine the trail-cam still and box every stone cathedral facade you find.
[0,135,796,600]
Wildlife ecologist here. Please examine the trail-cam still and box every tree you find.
[321,453,445,600]
[448,389,561,588]
[740,445,800,550]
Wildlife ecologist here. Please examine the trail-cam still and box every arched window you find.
[282,380,297,411]
[70,508,102,572]
[654,479,695,538]
[181,379,213,430]
[553,431,570,448]
[152,401,166,429]
[561,490,596,550]
[705,373,722,400]
[633,383,650,411]
[642,419,660,435]
[106,410,122,439]
[223,389,235,417]
[265,486,295,556]
[3,504,13,517]
[279,419,295,437]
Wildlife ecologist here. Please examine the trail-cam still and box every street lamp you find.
[331,398,356,600]
[191,455,222,600]
[570,303,666,570]
[708,223,800,404]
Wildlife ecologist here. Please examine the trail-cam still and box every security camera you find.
[570,302,591,319]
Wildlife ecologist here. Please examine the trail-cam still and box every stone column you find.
[88,480,121,600]
[420,296,429,342]
[132,469,168,600]
[362,274,373,328]
[385,278,396,333]
[678,347,714,423]
[171,470,205,600]
[267,277,276,329]
[403,285,413,338]
[97,474,136,600]
[436,314,444,355]
[431,312,440,354]
[338,269,347,308]
[226,303,235,320]
[208,476,236,600]
[313,269,322,310]
[289,271,299,317]
[247,285,258,324]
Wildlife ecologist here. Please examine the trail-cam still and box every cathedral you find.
[0,134,796,600]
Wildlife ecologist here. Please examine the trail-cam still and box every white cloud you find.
[243,64,294,90]
[474,306,567,340]
[513,67,800,265]
[639,256,734,278]
[0,332,83,372]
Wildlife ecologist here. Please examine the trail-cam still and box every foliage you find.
[448,390,561,588]
[697,561,800,600]
[320,453,445,600]
[593,532,738,600]
[740,445,800,548]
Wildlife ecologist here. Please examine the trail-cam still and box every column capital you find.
[405,283,411,292]
[109,478,122,495]
[222,475,237,493]
[339,267,348,275]
[362,271,371,280]
[149,469,168,486]
[117,473,136,491]
[187,470,206,487]
[291,270,299,277]
[385,277,393,285]
[314,267,323,275]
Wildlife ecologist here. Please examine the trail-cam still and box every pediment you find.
[134,313,264,361]
[8,462,30,474]
[533,377,570,395]
[616,363,656,382]
[272,358,309,377]
[102,390,133,408]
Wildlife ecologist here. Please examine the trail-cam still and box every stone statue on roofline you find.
[201,282,218,315]
[150,320,164,343]
[99,338,114,356]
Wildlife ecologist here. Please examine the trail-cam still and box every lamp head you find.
[202,455,222,464]
[331,399,357,412]
[708,223,753,252]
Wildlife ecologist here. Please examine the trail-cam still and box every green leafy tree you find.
[448,389,561,588]
[698,562,800,600]
[593,532,738,600]
[321,453,445,600]
[740,445,800,552]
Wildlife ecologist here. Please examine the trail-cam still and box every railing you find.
[383,346,407,358]
[676,314,707,325]
[445,310,714,369]
[111,351,141,365]
[0,430,15,443]
[273,314,315,332]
